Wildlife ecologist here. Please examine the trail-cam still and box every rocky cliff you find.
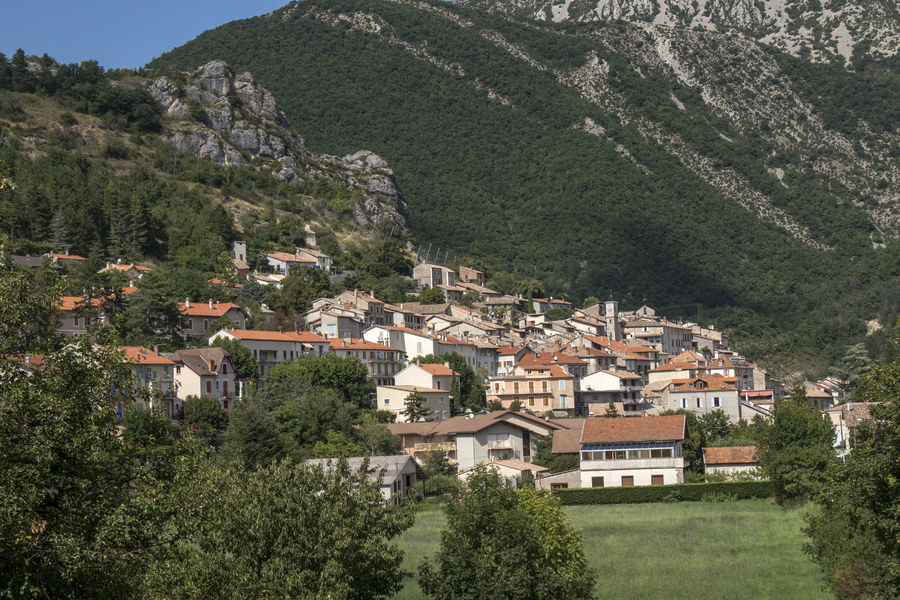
[456,0,900,63]
[148,61,408,229]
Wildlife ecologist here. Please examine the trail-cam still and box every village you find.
[20,233,865,502]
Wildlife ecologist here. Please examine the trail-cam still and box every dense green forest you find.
[148,0,899,371]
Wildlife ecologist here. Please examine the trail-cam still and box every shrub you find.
[555,481,775,505]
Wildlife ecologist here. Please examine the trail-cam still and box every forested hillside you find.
[149,0,899,372]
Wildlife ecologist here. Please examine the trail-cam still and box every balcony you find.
[413,442,457,453]
[487,439,514,450]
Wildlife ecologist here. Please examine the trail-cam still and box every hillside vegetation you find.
[148,0,900,373]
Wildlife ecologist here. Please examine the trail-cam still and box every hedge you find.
[555,481,775,505]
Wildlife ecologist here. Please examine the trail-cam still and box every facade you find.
[387,411,562,471]
[329,338,405,386]
[208,329,330,378]
[658,375,741,422]
[486,364,577,414]
[458,266,485,285]
[581,369,647,415]
[579,415,687,488]
[166,348,237,410]
[377,385,453,422]
[413,263,456,289]
[266,251,318,274]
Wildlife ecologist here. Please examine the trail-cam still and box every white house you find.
[208,329,330,377]
[579,415,687,488]
[304,455,418,505]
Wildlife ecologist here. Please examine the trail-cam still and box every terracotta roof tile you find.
[703,446,758,465]
[581,415,686,444]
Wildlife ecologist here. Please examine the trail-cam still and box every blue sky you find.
[4,1,288,69]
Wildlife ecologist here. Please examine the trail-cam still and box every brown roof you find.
[488,458,549,473]
[416,363,459,376]
[703,446,758,465]
[179,300,244,318]
[551,419,585,454]
[670,374,737,392]
[119,346,174,365]
[581,415,686,444]
[166,347,232,376]
[329,338,400,352]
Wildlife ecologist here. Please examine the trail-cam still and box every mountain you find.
[0,51,409,284]
[147,0,899,371]
[456,0,900,64]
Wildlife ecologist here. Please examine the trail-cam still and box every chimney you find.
[185,298,190,308]
[209,299,213,309]
[24,355,30,364]
[153,345,159,356]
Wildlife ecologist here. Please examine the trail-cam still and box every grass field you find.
[393,499,830,599]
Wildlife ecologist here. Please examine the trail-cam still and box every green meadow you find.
[394,499,829,599]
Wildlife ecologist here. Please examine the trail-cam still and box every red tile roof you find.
[416,363,459,376]
[703,446,758,465]
[119,346,175,365]
[178,300,244,318]
[267,251,316,263]
[581,415,686,444]
[47,252,86,261]
[220,329,328,343]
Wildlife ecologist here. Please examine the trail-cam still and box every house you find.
[99,261,152,280]
[623,317,693,356]
[333,290,389,327]
[486,364,577,414]
[579,414,687,488]
[57,287,139,336]
[266,250,318,274]
[531,297,573,314]
[702,446,760,477]
[384,303,426,330]
[230,240,251,280]
[294,247,333,272]
[413,262,455,289]
[459,458,548,486]
[458,266,485,285]
[119,346,176,417]
[208,329,330,377]
[436,284,466,303]
[178,298,246,338]
[803,382,834,411]
[581,369,647,416]
[825,402,878,454]
[458,280,500,299]
[377,385,454,422]
[328,337,405,386]
[44,252,86,265]
[658,375,742,422]
[166,347,238,410]
[378,363,462,421]
[690,324,728,353]
[304,455,419,505]
[496,345,530,375]
[387,410,562,470]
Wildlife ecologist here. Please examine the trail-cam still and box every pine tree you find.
[50,208,68,253]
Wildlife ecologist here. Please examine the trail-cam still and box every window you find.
[438,396,444,404]
[223,400,229,410]
[253,349,258,359]
[188,319,193,329]
[175,365,181,374]
[416,342,423,353]
[383,398,390,405]
[550,483,569,492]
[651,475,664,485]
[222,363,227,374]
[206,381,212,394]
[528,396,535,406]
[543,396,549,406]
[621,476,634,487]
[559,380,566,391]
[713,396,721,408]
[528,382,534,393]
[514,382,519,393]
[203,319,209,331]
[696,397,702,408]
[650,448,673,458]
[679,398,687,409]
[73,316,80,327]
[542,381,548,392]
[591,476,604,488]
